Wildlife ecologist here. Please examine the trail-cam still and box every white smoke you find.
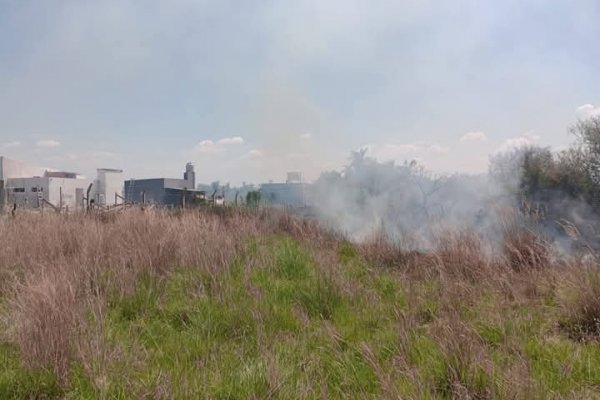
[309,150,514,246]
[307,147,600,255]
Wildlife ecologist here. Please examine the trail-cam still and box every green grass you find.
[1,234,599,399]
[0,343,63,399]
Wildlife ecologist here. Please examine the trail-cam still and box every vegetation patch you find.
[0,209,598,398]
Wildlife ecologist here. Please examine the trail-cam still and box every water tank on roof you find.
[286,171,302,183]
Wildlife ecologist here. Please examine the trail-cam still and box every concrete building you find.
[124,163,205,207]
[92,168,123,206]
[0,156,126,211]
[5,172,90,211]
[0,157,45,205]
[286,171,302,183]
[261,172,310,208]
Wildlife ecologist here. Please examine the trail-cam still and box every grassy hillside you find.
[0,209,598,399]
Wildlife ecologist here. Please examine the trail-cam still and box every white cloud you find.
[576,104,600,119]
[35,139,61,148]
[300,133,312,139]
[217,136,244,145]
[244,149,263,159]
[460,131,486,142]
[194,137,244,154]
[495,132,540,154]
[194,139,223,154]
[198,140,213,147]
[1,141,21,148]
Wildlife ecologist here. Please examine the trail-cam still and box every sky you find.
[0,0,599,185]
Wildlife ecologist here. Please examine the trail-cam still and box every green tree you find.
[246,190,261,207]
[571,116,600,185]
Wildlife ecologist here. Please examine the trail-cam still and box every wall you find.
[164,178,192,190]
[0,157,45,180]
[94,169,123,206]
[260,182,309,208]
[124,179,166,204]
[4,177,49,207]
[48,178,90,210]
[184,163,195,189]
[6,177,90,210]
[164,188,204,207]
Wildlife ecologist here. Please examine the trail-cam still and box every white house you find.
[6,171,90,211]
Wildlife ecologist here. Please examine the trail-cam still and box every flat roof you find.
[97,168,123,173]
[45,171,79,178]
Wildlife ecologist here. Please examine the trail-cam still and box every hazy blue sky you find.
[1,0,599,185]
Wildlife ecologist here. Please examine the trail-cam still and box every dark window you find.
[31,187,43,192]
[13,188,25,193]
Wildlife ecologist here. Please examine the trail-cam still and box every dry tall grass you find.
[0,207,598,398]
[1,209,264,382]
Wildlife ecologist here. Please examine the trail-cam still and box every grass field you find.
[0,209,598,399]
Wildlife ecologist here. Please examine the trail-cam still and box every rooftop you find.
[97,168,123,173]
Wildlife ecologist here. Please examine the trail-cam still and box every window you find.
[31,187,43,192]
[12,188,25,193]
